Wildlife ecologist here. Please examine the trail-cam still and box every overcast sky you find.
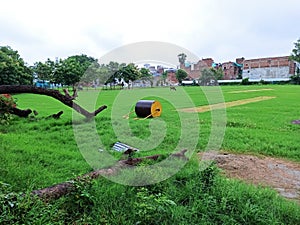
[1,0,299,66]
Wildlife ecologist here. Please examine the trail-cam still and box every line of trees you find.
[0,46,153,89]
[2,38,300,88]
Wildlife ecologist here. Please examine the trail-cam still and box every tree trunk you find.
[10,107,32,117]
[31,154,161,200]
[31,150,187,200]
[0,85,107,119]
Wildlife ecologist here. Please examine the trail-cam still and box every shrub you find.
[0,94,16,124]
[241,77,250,85]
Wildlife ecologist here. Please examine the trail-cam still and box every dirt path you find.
[199,151,300,203]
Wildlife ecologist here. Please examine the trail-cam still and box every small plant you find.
[241,77,250,85]
[134,187,176,224]
[63,176,96,218]
[199,162,219,191]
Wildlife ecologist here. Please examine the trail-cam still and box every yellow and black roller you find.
[135,100,162,118]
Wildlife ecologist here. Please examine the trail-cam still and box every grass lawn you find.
[1,84,300,189]
[1,84,300,224]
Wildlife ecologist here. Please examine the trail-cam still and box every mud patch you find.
[229,88,274,93]
[180,96,276,113]
[199,151,300,203]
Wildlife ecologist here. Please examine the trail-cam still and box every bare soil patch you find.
[199,151,300,203]
[180,96,276,113]
[228,88,274,93]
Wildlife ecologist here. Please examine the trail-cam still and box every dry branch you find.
[0,85,107,119]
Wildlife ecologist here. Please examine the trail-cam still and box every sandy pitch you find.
[229,88,274,93]
[180,96,276,113]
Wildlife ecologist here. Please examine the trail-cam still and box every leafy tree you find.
[289,38,300,84]
[32,58,55,83]
[209,67,224,80]
[176,69,188,84]
[52,59,65,86]
[289,38,300,64]
[0,46,32,85]
[140,67,153,87]
[199,68,219,86]
[96,64,110,86]
[53,55,97,89]
[104,61,125,88]
[116,63,141,89]
[80,62,103,88]
[61,57,82,89]
[178,53,187,65]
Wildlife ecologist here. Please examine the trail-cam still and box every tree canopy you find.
[176,69,188,83]
[199,68,220,86]
[32,54,97,88]
[0,46,33,85]
[178,53,187,65]
[289,38,300,84]
[290,38,300,63]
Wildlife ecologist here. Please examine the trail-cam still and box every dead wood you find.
[47,111,64,119]
[0,85,107,119]
[10,107,32,117]
[31,151,187,200]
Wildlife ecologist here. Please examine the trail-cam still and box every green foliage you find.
[134,187,176,224]
[0,181,66,224]
[54,55,96,88]
[32,59,55,82]
[139,67,154,87]
[1,86,300,224]
[289,38,300,83]
[199,68,222,85]
[103,61,126,88]
[116,63,141,88]
[176,69,188,83]
[289,38,300,63]
[32,54,97,88]
[1,159,300,224]
[290,74,300,84]
[199,162,219,191]
[59,176,96,223]
[0,46,33,85]
[178,53,187,65]
[241,77,250,85]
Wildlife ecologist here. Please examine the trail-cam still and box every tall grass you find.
[1,158,299,224]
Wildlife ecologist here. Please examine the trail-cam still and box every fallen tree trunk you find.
[11,107,32,117]
[31,152,185,200]
[0,85,107,119]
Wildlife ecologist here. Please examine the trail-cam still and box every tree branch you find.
[0,85,107,119]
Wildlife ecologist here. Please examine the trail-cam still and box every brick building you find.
[179,58,213,79]
[166,68,177,84]
[240,56,296,80]
[167,55,296,83]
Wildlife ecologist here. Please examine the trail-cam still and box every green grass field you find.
[1,85,300,224]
